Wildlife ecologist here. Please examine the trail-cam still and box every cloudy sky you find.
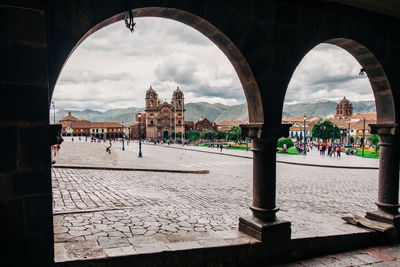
[52,17,373,111]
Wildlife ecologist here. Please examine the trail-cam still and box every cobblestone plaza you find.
[53,139,379,261]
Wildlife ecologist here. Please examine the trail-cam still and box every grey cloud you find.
[58,70,134,85]
[311,75,365,86]
[79,18,211,58]
[153,55,245,101]
[154,59,198,85]
[285,43,373,103]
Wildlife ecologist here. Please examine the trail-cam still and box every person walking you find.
[337,146,342,158]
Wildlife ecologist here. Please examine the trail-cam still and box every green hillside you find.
[184,102,229,122]
[215,103,248,121]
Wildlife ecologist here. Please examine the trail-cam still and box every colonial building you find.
[215,120,247,132]
[57,111,124,138]
[139,86,185,138]
[284,97,377,145]
[194,116,216,132]
[283,116,321,143]
[129,113,146,139]
[328,112,377,144]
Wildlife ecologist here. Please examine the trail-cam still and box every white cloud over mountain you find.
[52,17,373,112]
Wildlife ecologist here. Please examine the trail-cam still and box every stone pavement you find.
[280,245,400,266]
[52,140,382,263]
[54,138,246,172]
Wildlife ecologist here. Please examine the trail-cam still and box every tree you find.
[368,134,380,154]
[216,131,227,140]
[311,120,341,141]
[187,130,200,141]
[227,125,243,142]
[277,137,294,148]
[202,131,216,140]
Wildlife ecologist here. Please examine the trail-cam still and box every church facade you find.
[141,86,185,139]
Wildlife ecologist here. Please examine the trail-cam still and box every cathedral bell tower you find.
[335,96,353,118]
[145,86,158,111]
[172,86,185,132]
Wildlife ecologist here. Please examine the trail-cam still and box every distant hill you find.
[215,103,248,121]
[184,102,229,122]
[51,100,376,124]
[52,107,143,123]
[282,100,376,118]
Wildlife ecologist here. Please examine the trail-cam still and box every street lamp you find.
[122,121,125,151]
[322,125,326,143]
[52,100,55,124]
[138,112,143,158]
[303,115,307,155]
[347,119,351,147]
[362,118,366,158]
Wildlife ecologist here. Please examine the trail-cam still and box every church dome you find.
[59,111,78,122]
[339,97,350,105]
[335,96,353,118]
[146,85,158,98]
[174,86,182,93]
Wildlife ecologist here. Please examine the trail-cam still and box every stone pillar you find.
[366,124,400,226]
[239,123,291,243]
[0,3,55,266]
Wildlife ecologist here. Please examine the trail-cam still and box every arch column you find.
[366,124,400,226]
[239,123,291,243]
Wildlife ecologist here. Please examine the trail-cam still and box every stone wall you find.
[1,0,400,265]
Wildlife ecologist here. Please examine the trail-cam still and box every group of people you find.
[294,142,313,154]
[317,143,343,157]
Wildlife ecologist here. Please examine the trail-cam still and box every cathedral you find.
[142,86,185,138]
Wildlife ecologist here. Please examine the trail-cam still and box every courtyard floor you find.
[53,138,383,263]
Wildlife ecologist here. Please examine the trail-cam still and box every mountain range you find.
[51,100,376,124]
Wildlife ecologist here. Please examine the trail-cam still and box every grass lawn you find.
[190,143,251,150]
[277,146,301,155]
[355,150,379,159]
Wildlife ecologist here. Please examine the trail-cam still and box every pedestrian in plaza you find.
[106,142,111,154]
[337,146,342,158]
[220,143,223,152]
[52,145,57,157]
[283,143,287,153]
[72,137,74,142]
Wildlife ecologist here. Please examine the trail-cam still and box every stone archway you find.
[324,38,395,124]
[278,38,399,230]
[49,7,264,124]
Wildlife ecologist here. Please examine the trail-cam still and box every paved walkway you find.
[280,245,400,266]
[53,139,382,263]
[154,142,379,169]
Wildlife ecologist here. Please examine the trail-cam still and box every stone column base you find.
[239,216,291,243]
[366,210,400,243]
[366,210,400,226]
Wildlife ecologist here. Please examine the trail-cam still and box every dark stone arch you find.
[47,6,264,123]
[268,1,400,126]
[324,38,395,124]
[280,38,395,125]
